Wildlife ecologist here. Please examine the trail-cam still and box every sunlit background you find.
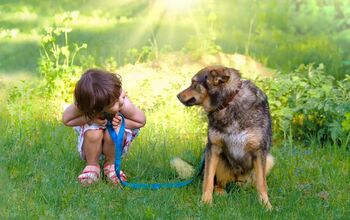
[1,1,350,218]
[1,0,349,79]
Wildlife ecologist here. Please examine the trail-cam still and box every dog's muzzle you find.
[177,94,197,106]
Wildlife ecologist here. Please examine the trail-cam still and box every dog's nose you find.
[177,93,187,105]
[177,93,182,101]
[177,92,196,106]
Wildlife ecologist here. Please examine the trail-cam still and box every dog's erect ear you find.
[224,68,241,80]
[207,69,230,86]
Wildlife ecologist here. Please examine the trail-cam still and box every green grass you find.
[1,0,349,218]
[1,75,349,219]
[1,116,350,219]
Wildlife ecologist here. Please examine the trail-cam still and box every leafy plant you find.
[258,64,350,147]
[124,45,157,64]
[38,12,87,101]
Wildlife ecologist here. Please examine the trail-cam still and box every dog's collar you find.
[210,80,243,113]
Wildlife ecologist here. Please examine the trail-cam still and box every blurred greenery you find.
[0,0,349,77]
[1,1,350,218]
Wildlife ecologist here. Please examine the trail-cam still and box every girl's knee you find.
[85,130,104,143]
[103,130,113,143]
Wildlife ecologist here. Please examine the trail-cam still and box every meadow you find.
[1,0,349,219]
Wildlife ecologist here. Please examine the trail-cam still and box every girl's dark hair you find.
[74,69,122,119]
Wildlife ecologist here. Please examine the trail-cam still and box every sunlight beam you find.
[157,0,198,13]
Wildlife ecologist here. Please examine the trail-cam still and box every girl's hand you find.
[112,115,122,129]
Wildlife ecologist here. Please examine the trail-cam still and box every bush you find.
[257,64,350,147]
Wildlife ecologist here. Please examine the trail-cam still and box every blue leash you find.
[106,114,204,189]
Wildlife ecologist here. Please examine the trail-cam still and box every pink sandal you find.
[78,165,100,186]
[103,164,127,185]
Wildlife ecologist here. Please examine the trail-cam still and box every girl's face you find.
[104,90,126,114]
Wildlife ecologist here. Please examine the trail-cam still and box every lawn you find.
[1,0,349,219]
[1,73,349,218]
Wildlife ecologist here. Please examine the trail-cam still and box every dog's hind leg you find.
[248,153,274,185]
[202,146,221,203]
[253,153,272,210]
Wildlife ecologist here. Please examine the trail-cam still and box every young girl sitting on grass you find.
[62,69,146,186]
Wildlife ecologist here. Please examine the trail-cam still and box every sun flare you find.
[126,0,199,47]
[156,0,198,12]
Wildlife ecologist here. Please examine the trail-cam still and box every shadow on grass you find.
[0,41,40,74]
[0,19,196,76]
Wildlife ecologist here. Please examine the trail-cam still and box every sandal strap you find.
[78,165,101,184]
[103,164,127,183]
[78,172,99,181]
[83,165,100,176]
[119,170,127,181]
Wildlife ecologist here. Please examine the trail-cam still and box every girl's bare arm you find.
[119,97,146,129]
[62,104,91,127]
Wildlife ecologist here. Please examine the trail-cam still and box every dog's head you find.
[177,66,241,112]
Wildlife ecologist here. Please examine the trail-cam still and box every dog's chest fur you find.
[209,125,254,173]
[209,123,249,160]
[224,130,249,159]
[208,102,263,170]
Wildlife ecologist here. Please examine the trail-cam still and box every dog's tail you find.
[170,157,195,179]
[171,154,274,180]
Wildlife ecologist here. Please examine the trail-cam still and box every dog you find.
[177,66,274,209]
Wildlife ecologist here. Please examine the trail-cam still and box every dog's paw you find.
[201,192,213,204]
[259,193,272,210]
[214,186,227,196]
[264,201,272,210]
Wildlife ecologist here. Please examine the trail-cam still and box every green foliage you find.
[1,0,349,77]
[124,36,159,64]
[182,9,222,59]
[0,28,19,39]
[102,56,118,72]
[182,35,222,60]
[1,1,350,217]
[342,112,350,132]
[258,64,350,146]
[124,45,156,64]
[215,0,350,78]
[38,12,86,101]
[7,80,37,128]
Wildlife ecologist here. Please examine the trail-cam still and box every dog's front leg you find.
[202,145,221,203]
[253,153,272,210]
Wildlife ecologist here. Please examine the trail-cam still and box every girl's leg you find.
[83,129,104,165]
[78,129,104,186]
[102,130,127,184]
[102,129,126,165]
[102,130,114,165]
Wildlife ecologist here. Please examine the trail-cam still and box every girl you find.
[62,69,146,186]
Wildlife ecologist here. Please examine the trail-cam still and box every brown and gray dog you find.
[177,66,274,209]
